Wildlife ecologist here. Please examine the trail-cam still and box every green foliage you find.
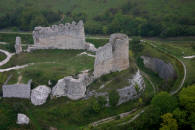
[173,108,188,128]
[160,113,178,130]
[151,92,177,114]
[131,37,143,53]
[109,90,119,107]
[0,0,195,37]
[179,85,195,112]
[126,105,161,130]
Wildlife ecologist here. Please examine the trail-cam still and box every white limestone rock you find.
[141,56,176,81]
[117,70,145,105]
[16,113,30,125]
[15,36,22,54]
[85,43,97,52]
[31,85,51,106]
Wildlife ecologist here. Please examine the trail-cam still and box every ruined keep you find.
[2,80,32,99]
[94,33,129,78]
[15,36,22,54]
[29,20,88,50]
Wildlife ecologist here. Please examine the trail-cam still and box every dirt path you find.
[90,108,137,127]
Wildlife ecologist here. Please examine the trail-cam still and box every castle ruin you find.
[28,20,94,51]
[94,33,129,78]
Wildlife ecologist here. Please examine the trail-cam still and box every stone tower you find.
[94,33,129,78]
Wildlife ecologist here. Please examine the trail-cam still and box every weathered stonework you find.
[17,113,30,125]
[31,85,51,106]
[141,56,177,81]
[52,70,93,100]
[15,36,22,54]
[28,20,93,51]
[94,33,129,78]
[2,80,32,99]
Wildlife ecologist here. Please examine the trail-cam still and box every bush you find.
[109,90,120,107]
[151,92,178,114]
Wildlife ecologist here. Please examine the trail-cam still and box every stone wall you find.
[3,80,32,99]
[30,20,87,50]
[15,36,22,54]
[94,33,129,78]
[51,70,93,100]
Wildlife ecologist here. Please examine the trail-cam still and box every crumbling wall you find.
[51,70,93,100]
[93,43,113,78]
[15,36,22,54]
[2,80,32,99]
[94,33,129,78]
[30,20,86,50]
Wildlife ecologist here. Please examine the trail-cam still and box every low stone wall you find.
[3,80,32,99]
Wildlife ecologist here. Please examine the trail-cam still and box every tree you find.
[179,85,195,112]
[129,105,161,130]
[109,90,119,107]
[131,36,143,53]
[151,92,178,114]
[160,113,178,130]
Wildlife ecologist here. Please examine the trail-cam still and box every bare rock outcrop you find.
[52,70,93,100]
[117,70,145,105]
[94,33,129,78]
[15,36,22,54]
[31,85,51,106]
[3,80,31,99]
[16,113,30,125]
[141,56,177,81]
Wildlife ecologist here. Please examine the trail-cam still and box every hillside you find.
[0,0,195,36]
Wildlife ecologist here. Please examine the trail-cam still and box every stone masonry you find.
[52,70,92,100]
[3,80,32,99]
[94,33,129,78]
[28,20,92,51]
[15,36,22,54]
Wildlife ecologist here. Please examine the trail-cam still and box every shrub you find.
[109,90,120,107]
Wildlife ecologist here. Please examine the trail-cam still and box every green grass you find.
[0,33,33,52]
[86,38,108,48]
[0,49,94,86]
[0,52,6,61]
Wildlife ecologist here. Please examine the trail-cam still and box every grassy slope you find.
[146,39,195,86]
[0,0,194,21]
[0,52,6,61]
[0,50,94,86]
[136,43,183,92]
